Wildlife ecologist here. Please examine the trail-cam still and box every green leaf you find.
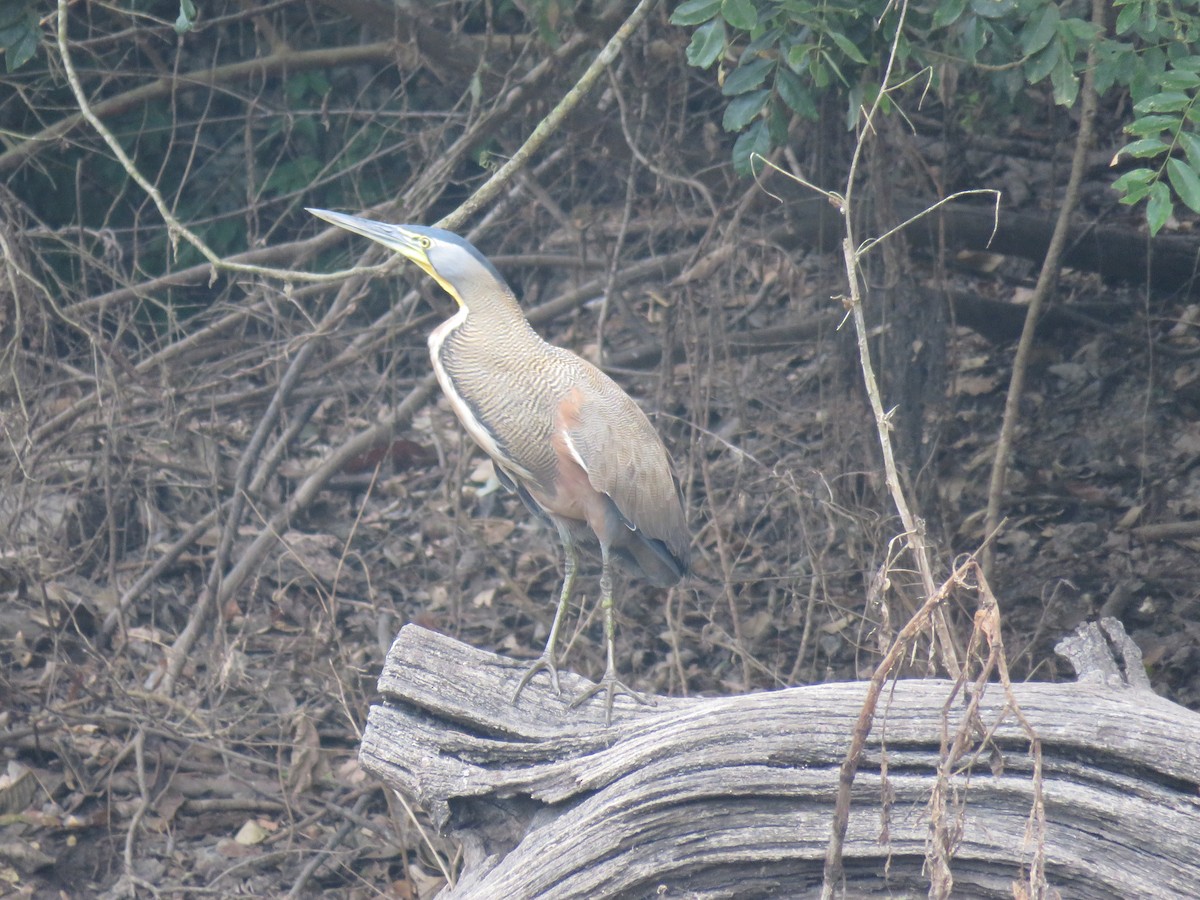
[1019,4,1059,56]
[971,0,1016,20]
[819,47,851,89]
[1134,91,1193,114]
[1125,114,1180,137]
[767,98,789,143]
[777,66,817,118]
[1158,70,1200,91]
[829,30,868,65]
[1051,51,1079,106]
[722,57,774,95]
[786,42,812,71]
[686,18,726,69]
[987,18,1019,55]
[960,15,985,62]
[732,119,770,176]
[1109,40,1141,87]
[1,9,36,71]
[745,27,781,57]
[264,156,321,197]
[1136,45,1169,97]
[1123,114,1180,137]
[1179,131,1200,169]
[722,89,770,131]
[1146,180,1172,234]
[1139,3,1160,38]
[721,0,757,31]
[1060,17,1098,43]
[1171,55,1200,72]
[932,0,968,29]
[0,1,26,30]
[1116,137,1169,159]
[293,115,318,145]
[1112,167,1154,189]
[1113,167,1155,205]
[1097,35,1148,93]
[1167,157,1200,213]
[1114,3,1140,36]
[670,0,722,26]
[0,0,26,37]
[1023,39,1060,84]
[810,57,830,88]
[174,0,197,35]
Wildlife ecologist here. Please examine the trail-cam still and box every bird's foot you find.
[570,671,655,726]
[511,652,563,705]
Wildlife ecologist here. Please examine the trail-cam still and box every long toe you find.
[570,673,656,726]
[511,652,563,705]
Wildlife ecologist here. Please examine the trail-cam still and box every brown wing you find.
[562,365,689,576]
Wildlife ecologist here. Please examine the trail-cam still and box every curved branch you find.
[440,0,661,232]
[982,0,1104,576]
[2,41,400,177]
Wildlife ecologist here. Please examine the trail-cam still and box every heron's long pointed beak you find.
[306,208,468,306]
[307,207,433,270]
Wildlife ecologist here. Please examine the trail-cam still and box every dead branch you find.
[983,0,1105,576]
[360,620,1200,898]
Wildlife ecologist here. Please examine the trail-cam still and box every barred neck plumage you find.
[453,286,543,348]
[426,288,560,491]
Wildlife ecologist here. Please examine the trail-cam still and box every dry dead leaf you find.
[215,837,260,858]
[428,585,450,611]
[288,715,322,798]
[468,459,496,484]
[479,518,515,544]
[955,249,1005,273]
[0,762,36,815]
[1011,286,1036,305]
[1114,505,1145,531]
[408,862,448,900]
[234,819,270,846]
[672,244,733,285]
[1172,425,1200,459]
[741,609,774,641]
[955,373,1001,396]
[279,531,344,585]
[820,615,852,635]
[0,839,55,875]
[334,756,367,786]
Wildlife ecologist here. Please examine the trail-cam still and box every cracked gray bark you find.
[360,621,1200,899]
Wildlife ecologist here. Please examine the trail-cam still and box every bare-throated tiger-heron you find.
[308,208,689,723]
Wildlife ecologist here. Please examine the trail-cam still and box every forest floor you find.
[5,145,1200,900]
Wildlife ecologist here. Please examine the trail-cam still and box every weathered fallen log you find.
[777,194,1200,299]
[360,621,1200,898]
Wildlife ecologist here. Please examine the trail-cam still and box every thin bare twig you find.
[438,0,660,232]
[803,0,968,892]
[928,567,1046,899]
[53,0,367,284]
[766,3,961,686]
[982,0,1104,577]
[0,41,400,177]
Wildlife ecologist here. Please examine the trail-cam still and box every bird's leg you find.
[512,521,577,704]
[569,545,654,725]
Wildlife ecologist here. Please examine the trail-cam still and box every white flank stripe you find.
[561,430,589,472]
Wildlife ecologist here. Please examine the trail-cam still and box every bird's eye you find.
[418,236,432,249]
